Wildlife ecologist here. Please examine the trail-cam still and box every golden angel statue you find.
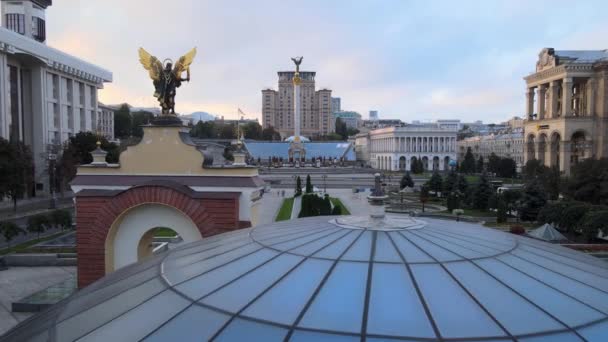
[138,47,197,114]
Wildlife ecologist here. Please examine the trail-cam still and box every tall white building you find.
[0,0,112,193]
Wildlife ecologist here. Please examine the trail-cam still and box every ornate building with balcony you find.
[523,48,608,175]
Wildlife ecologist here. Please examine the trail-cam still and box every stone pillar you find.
[586,78,596,116]
[537,85,546,119]
[560,140,571,175]
[526,87,535,119]
[548,81,560,118]
[293,75,301,141]
[427,158,433,171]
[562,78,573,117]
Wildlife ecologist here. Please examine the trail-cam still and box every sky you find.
[46,0,608,123]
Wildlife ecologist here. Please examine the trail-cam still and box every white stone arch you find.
[105,203,203,272]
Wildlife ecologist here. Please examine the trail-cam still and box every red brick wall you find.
[76,185,240,288]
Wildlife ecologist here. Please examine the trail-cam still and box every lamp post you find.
[322,174,327,194]
[47,148,57,209]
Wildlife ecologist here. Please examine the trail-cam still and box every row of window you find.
[5,14,46,42]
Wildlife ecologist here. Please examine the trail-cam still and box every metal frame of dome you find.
[2,216,608,341]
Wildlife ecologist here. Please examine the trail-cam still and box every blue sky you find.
[47,0,608,123]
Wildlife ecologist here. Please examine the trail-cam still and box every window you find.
[5,13,25,35]
[79,82,85,105]
[80,108,85,130]
[52,74,59,99]
[31,16,46,42]
[66,79,73,102]
[90,86,96,107]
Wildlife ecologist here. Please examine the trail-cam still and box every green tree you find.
[556,203,590,233]
[497,199,508,223]
[522,159,547,180]
[476,156,484,173]
[497,157,517,179]
[501,189,522,217]
[446,191,462,211]
[544,165,561,200]
[113,104,132,138]
[488,153,501,175]
[261,126,281,141]
[564,158,608,205]
[419,185,429,212]
[305,174,313,194]
[131,111,156,137]
[27,214,49,239]
[400,172,414,190]
[0,138,33,212]
[428,172,443,196]
[0,221,24,248]
[50,209,72,230]
[456,174,468,194]
[518,179,548,221]
[190,121,216,138]
[335,118,348,140]
[443,170,458,194]
[461,147,475,174]
[295,176,302,197]
[321,194,332,215]
[580,210,608,242]
[331,204,342,215]
[472,173,493,210]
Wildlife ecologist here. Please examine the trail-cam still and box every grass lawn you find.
[0,231,71,256]
[275,197,295,221]
[330,197,351,215]
[155,227,179,237]
[464,175,480,184]
[440,208,496,217]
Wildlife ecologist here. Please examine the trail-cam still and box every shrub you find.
[27,214,50,239]
[510,225,525,235]
[51,209,72,230]
[0,221,24,248]
[497,199,507,223]
[579,210,608,242]
[331,205,342,215]
[537,202,569,225]
[557,203,591,233]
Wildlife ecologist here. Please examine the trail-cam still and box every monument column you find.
[293,72,301,141]
[537,85,546,119]
[526,87,535,119]
[562,78,573,117]
[586,78,596,116]
[548,81,560,118]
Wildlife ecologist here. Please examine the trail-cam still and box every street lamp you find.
[47,149,57,209]
[322,174,327,194]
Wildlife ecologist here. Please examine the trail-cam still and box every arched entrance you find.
[399,156,406,171]
[444,156,450,170]
[106,204,202,271]
[571,131,589,166]
[421,156,429,172]
[526,134,536,161]
[432,156,440,171]
[410,156,417,172]
[388,156,392,171]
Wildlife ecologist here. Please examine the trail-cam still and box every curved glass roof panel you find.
[2,216,608,342]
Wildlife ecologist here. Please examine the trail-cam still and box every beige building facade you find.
[262,71,332,139]
[523,48,608,175]
[458,132,524,170]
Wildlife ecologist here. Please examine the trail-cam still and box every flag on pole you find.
[238,108,245,120]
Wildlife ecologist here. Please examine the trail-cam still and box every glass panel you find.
[402,232,461,262]
[290,330,360,341]
[410,264,505,338]
[214,318,287,342]
[299,261,367,333]
[202,253,303,312]
[512,249,608,292]
[373,232,401,262]
[388,232,433,263]
[519,239,608,270]
[164,244,262,284]
[342,231,373,261]
[290,230,351,256]
[446,261,562,335]
[271,228,339,250]
[78,289,190,341]
[499,254,608,313]
[577,320,608,341]
[243,258,332,325]
[412,231,484,259]
[367,263,435,338]
[314,230,361,259]
[146,305,229,342]
[57,278,166,341]
[519,332,583,342]
[519,244,608,276]
[175,249,278,299]
[418,229,500,255]
[475,259,604,327]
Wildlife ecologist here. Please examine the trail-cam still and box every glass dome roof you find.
[3,216,608,341]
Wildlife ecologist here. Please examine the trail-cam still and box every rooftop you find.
[3,216,607,341]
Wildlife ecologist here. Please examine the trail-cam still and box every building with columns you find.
[364,123,457,171]
[458,130,525,170]
[523,48,608,175]
[0,0,112,194]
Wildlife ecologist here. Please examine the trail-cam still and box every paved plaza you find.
[0,266,76,335]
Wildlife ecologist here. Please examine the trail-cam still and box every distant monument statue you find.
[288,56,306,165]
[291,56,303,73]
[138,47,197,115]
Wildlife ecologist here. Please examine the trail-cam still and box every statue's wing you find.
[138,48,163,81]
[173,48,197,77]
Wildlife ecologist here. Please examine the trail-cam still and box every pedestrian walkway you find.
[291,196,302,219]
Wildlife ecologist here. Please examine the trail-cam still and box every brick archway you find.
[76,182,240,288]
